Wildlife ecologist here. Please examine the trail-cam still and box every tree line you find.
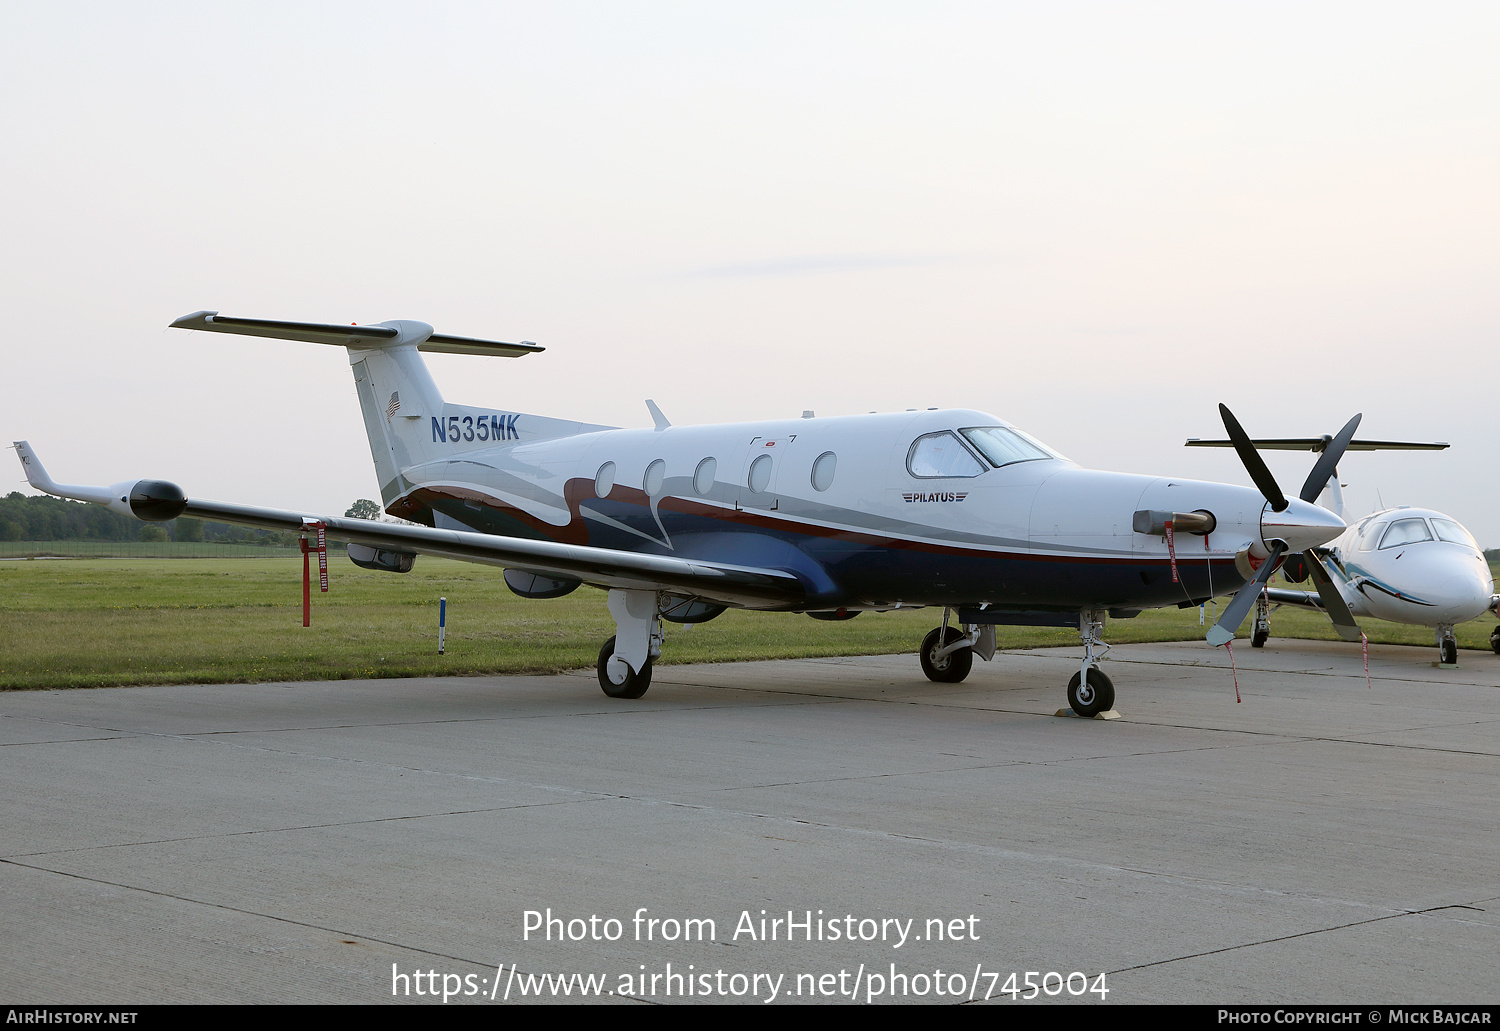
[1,492,291,545]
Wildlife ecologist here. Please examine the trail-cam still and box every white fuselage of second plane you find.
[1321,507,1495,627]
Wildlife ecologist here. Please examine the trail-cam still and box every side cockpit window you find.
[1431,518,1478,549]
[907,431,985,478]
[1378,518,1432,550]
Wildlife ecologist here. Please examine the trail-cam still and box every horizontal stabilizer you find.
[1186,437,1447,452]
[170,311,544,357]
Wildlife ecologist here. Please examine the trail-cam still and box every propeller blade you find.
[1219,404,1288,513]
[1299,413,1362,503]
[1206,541,1286,646]
[1305,553,1363,642]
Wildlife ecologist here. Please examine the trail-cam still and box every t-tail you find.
[169,312,608,517]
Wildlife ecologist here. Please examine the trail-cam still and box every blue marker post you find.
[438,596,446,655]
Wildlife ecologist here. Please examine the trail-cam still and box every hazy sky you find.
[4,2,1496,543]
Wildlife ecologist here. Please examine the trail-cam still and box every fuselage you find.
[1325,507,1494,626]
[382,405,1332,613]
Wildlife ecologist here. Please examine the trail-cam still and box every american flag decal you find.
[386,392,400,418]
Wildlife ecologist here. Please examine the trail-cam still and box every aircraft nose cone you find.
[1431,561,1496,623]
[1261,498,1345,553]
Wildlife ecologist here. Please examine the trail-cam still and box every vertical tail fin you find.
[169,311,606,516]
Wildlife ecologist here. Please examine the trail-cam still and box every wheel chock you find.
[1054,708,1122,720]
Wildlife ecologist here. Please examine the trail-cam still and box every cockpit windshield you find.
[1378,518,1433,550]
[959,426,1061,469]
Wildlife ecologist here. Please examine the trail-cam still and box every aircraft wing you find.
[1264,588,1326,610]
[1264,584,1364,642]
[12,442,806,610]
[188,498,805,608]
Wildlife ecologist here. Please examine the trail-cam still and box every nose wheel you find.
[1068,667,1115,718]
[1437,625,1459,667]
[1491,626,1500,655]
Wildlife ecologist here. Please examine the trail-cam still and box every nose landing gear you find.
[1437,625,1459,667]
[1069,608,1116,717]
[1068,667,1115,718]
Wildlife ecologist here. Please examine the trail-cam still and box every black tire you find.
[1251,628,1269,648]
[597,635,652,699]
[919,626,973,683]
[1491,626,1500,656]
[1067,667,1115,717]
[1441,638,1458,666]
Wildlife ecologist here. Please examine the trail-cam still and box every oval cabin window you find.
[748,454,772,494]
[644,459,666,497]
[811,451,836,492]
[694,457,716,495]
[594,462,616,499]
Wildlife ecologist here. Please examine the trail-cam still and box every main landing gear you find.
[594,589,727,698]
[596,589,664,699]
[917,607,1115,717]
[597,634,653,698]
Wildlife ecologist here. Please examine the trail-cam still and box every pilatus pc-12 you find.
[14,312,1351,715]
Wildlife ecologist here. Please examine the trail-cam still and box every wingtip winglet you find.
[12,440,51,492]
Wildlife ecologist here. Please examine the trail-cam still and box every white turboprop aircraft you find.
[1185,430,1499,664]
[14,312,1352,716]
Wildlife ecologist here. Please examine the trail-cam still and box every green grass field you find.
[0,556,1495,690]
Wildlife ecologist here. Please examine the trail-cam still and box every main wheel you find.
[1491,626,1500,656]
[1441,637,1458,666]
[919,627,973,683]
[1067,667,1115,717]
[1251,627,1269,648]
[597,635,653,698]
